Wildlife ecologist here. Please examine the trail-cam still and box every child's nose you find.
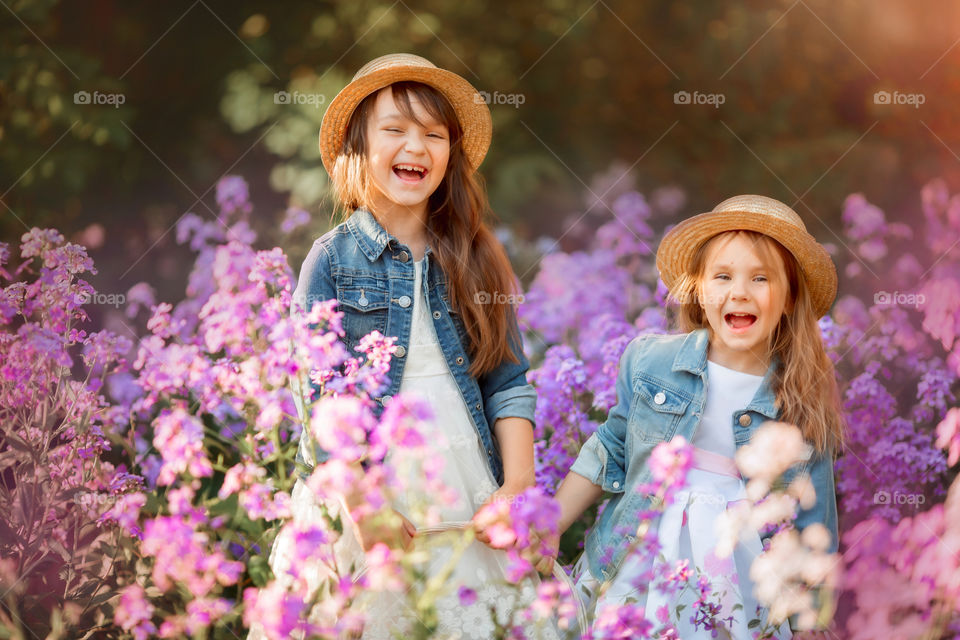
[730,278,749,298]
[404,132,427,154]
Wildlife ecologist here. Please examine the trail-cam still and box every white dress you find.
[256,258,559,640]
[574,360,792,639]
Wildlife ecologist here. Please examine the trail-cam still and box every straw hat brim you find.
[319,65,492,175]
[656,209,838,318]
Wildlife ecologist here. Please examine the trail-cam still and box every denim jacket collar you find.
[347,208,392,261]
[347,208,434,262]
[672,327,780,420]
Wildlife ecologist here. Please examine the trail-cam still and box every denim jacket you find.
[570,328,839,582]
[291,208,537,484]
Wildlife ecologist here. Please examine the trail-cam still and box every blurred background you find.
[3,0,960,304]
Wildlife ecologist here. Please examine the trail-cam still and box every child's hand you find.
[531,529,559,576]
[471,483,531,547]
[354,508,416,552]
[471,481,533,549]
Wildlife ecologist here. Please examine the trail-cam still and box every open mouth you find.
[392,163,428,183]
[724,312,757,331]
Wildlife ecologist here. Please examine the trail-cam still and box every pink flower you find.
[114,584,157,640]
[530,579,579,630]
[152,407,213,485]
[362,543,405,591]
[309,396,375,462]
[735,421,810,482]
[218,461,265,499]
[935,407,960,466]
[243,582,306,639]
[647,435,693,502]
[100,492,147,537]
[588,602,653,639]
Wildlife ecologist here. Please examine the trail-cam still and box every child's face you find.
[698,233,790,373]
[364,87,450,217]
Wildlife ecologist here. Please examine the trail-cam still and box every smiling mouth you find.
[392,163,428,182]
[725,312,757,330]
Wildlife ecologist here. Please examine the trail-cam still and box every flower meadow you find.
[1,174,958,639]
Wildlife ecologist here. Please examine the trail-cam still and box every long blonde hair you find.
[329,81,520,378]
[670,230,845,453]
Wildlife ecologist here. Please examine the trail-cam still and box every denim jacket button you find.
[395,346,406,358]
[738,413,752,427]
[380,395,393,405]
[654,391,666,405]
[456,356,465,365]
[475,402,482,410]
[396,251,410,262]
[432,310,442,320]
[612,481,621,489]
[398,295,412,308]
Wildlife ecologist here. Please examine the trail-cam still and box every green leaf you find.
[247,554,273,587]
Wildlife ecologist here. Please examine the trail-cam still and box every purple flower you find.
[458,585,477,606]
[216,175,253,218]
[281,207,311,234]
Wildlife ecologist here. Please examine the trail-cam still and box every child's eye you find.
[754,276,768,282]
[427,132,446,139]
[384,127,403,133]
[714,274,730,280]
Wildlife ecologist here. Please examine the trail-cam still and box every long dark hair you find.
[330,81,520,377]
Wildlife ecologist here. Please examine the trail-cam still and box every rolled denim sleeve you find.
[292,240,337,477]
[479,308,537,427]
[569,336,645,494]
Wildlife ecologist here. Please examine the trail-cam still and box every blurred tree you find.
[0,0,132,243]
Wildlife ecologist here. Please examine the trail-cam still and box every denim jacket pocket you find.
[337,277,390,347]
[632,372,692,443]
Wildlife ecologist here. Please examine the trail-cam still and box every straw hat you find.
[319,53,492,175]
[656,195,838,318]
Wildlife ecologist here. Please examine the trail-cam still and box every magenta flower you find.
[646,435,693,502]
[100,492,147,537]
[152,406,213,485]
[458,585,477,606]
[114,584,157,640]
[936,408,960,466]
[243,582,307,639]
